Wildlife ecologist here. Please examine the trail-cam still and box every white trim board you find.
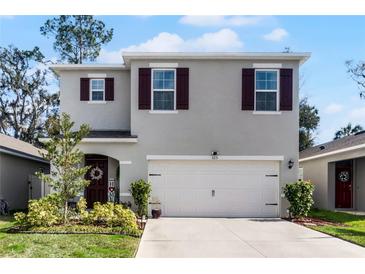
[253,63,282,68]
[39,138,138,144]
[299,144,365,162]
[149,63,178,68]
[146,155,284,161]
[82,138,138,143]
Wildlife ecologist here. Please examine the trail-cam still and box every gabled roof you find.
[299,131,365,162]
[0,133,48,163]
[122,51,311,65]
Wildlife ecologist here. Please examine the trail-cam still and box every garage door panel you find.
[148,160,280,217]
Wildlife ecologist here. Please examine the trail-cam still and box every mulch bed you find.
[284,217,346,227]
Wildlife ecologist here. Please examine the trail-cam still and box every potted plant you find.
[149,197,162,219]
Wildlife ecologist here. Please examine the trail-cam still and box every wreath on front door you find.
[90,166,103,180]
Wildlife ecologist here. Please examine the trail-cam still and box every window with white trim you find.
[255,70,279,111]
[90,79,105,101]
[152,69,175,110]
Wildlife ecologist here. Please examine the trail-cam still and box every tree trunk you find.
[63,199,68,224]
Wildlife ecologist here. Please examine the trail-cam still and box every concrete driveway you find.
[136,218,365,258]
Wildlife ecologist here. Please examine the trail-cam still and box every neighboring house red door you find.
[85,155,108,208]
[335,160,353,208]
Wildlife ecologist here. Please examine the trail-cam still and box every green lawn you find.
[308,209,365,247]
[0,216,140,258]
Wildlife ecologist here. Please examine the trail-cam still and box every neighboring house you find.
[0,134,50,210]
[300,131,365,212]
[50,51,310,217]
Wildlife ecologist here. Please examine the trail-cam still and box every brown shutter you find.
[176,68,189,110]
[280,69,293,111]
[242,69,255,110]
[138,68,151,109]
[80,78,89,101]
[105,78,114,101]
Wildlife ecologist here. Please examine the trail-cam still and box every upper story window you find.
[90,79,105,101]
[152,69,176,110]
[255,70,279,111]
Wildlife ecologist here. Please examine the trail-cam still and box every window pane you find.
[256,80,266,90]
[91,79,104,90]
[256,71,266,81]
[256,92,277,111]
[266,71,277,80]
[92,91,104,101]
[153,70,164,80]
[164,79,174,89]
[256,71,277,90]
[153,90,174,110]
[266,80,277,90]
[153,79,164,89]
[153,70,175,90]
[164,70,174,80]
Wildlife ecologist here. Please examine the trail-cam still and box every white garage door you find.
[148,160,280,217]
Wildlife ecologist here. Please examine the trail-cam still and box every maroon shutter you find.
[176,68,189,110]
[80,78,89,101]
[105,78,114,101]
[280,69,293,111]
[242,69,255,110]
[138,68,151,109]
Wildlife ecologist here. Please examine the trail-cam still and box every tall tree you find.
[38,113,90,224]
[346,60,365,98]
[0,45,59,145]
[334,123,363,140]
[40,16,113,64]
[299,97,320,151]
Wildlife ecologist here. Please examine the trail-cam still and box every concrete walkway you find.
[136,218,365,258]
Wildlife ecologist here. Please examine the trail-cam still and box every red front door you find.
[85,155,108,208]
[335,160,353,208]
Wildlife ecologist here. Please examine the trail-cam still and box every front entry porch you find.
[330,157,365,211]
[84,154,120,208]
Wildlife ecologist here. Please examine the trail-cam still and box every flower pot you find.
[151,208,162,219]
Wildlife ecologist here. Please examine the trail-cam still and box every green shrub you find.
[283,180,315,219]
[85,202,139,235]
[76,197,88,219]
[130,179,151,217]
[15,194,62,227]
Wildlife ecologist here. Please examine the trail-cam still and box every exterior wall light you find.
[211,151,219,160]
[288,159,294,169]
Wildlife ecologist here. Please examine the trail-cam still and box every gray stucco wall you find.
[0,153,50,210]
[59,69,131,131]
[68,58,302,216]
[300,148,365,211]
[355,157,365,210]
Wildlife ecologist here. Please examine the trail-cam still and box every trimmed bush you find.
[130,179,151,217]
[14,194,62,227]
[283,180,315,219]
[85,202,139,235]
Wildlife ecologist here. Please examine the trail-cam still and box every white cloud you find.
[0,16,15,20]
[349,107,365,120]
[263,28,288,42]
[179,16,263,27]
[324,103,343,114]
[98,29,243,63]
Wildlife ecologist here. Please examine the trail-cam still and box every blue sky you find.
[1,15,365,144]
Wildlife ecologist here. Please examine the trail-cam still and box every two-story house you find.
[50,52,310,217]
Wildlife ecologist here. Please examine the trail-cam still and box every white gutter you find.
[299,143,365,162]
[0,148,49,164]
[123,52,311,65]
[146,155,284,161]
